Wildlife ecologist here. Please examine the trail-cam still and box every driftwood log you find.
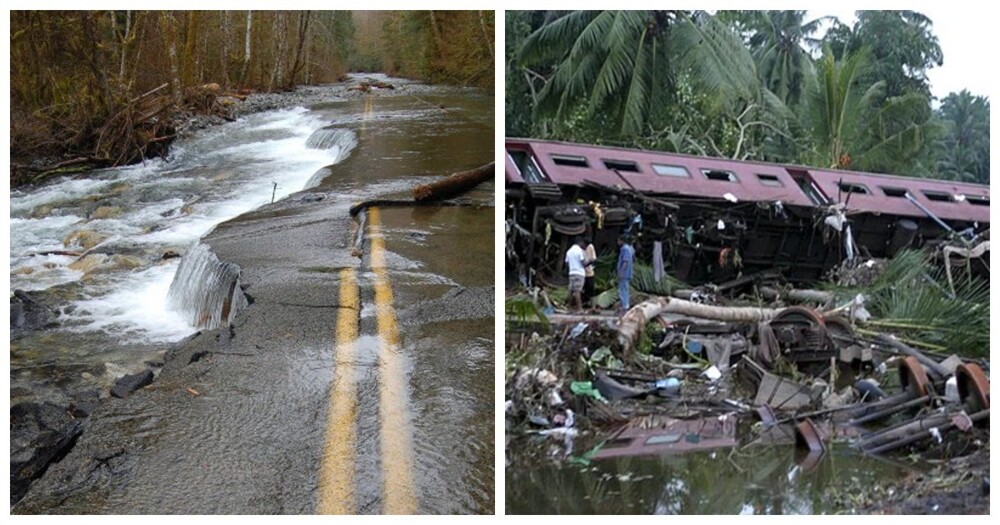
[412,162,494,202]
[617,297,783,353]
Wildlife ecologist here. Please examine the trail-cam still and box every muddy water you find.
[506,436,915,514]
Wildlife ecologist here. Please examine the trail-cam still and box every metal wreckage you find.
[504,138,990,472]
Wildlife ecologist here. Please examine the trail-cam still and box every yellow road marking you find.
[317,267,359,514]
[368,207,418,514]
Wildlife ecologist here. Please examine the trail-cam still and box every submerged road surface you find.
[13,87,494,514]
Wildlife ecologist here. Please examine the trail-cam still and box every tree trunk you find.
[479,11,493,61]
[182,11,200,86]
[78,12,114,110]
[240,10,252,86]
[220,11,232,87]
[412,162,494,202]
[287,11,311,89]
[617,297,783,353]
[269,13,288,91]
[160,11,183,105]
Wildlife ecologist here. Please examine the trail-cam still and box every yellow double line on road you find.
[318,267,359,514]
[318,207,417,514]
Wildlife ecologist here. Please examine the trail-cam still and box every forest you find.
[10,10,494,182]
[505,11,989,184]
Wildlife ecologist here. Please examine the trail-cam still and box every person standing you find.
[616,235,635,314]
[564,237,587,312]
[582,238,597,308]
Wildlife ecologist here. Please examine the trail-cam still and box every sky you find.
[808,8,992,103]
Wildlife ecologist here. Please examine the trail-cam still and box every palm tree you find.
[517,10,681,135]
[804,46,935,173]
[934,90,990,184]
[518,10,795,156]
[743,11,828,107]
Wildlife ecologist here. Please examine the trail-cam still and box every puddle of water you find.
[505,433,916,514]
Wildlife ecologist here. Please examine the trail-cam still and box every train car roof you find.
[506,138,989,223]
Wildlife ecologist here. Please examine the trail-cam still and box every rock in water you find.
[166,243,248,329]
[10,290,55,338]
[110,370,154,399]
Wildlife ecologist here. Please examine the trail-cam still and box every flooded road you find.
[11,79,494,514]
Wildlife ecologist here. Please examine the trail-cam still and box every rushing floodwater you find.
[10,106,349,342]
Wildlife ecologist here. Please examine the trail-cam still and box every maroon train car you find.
[505,138,989,286]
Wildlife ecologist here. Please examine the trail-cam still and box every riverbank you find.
[11,74,455,188]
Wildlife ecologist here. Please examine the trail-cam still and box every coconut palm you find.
[743,10,828,107]
[804,46,936,173]
[517,10,682,136]
[934,90,990,184]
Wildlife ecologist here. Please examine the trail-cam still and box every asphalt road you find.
[13,94,494,514]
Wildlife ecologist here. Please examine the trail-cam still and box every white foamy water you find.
[61,262,196,343]
[10,105,353,342]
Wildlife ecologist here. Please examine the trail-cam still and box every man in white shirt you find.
[564,237,587,312]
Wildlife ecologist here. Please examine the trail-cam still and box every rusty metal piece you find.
[769,306,835,363]
[956,363,990,413]
[796,449,826,473]
[899,356,931,397]
[865,409,989,455]
[794,418,825,453]
[860,411,951,449]
[875,334,950,380]
[849,395,931,426]
[848,358,934,423]
[594,415,738,459]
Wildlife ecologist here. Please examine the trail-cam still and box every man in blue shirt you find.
[617,235,635,314]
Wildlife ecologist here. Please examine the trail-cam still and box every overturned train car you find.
[505,138,990,287]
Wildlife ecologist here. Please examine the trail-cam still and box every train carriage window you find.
[922,190,954,202]
[651,164,691,178]
[551,154,589,168]
[880,186,907,198]
[507,149,546,183]
[966,195,990,206]
[837,182,870,195]
[701,169,739,182]
[603,159,640,172]
[756,174,784,187]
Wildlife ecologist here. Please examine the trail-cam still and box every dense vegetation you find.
[10,10,494,182]
[506,10,988,184]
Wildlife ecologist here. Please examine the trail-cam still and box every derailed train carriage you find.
[505,138,990,287]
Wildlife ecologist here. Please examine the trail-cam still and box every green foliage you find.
[931,90,990,184]
[518,11,680,136]
[629,263,686,296]
[508,9,985,182]
[825,11,943,99]
[833,250,989,357]
[377,11,494,88]
[505,295,549,328]
[802,46,937,173]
